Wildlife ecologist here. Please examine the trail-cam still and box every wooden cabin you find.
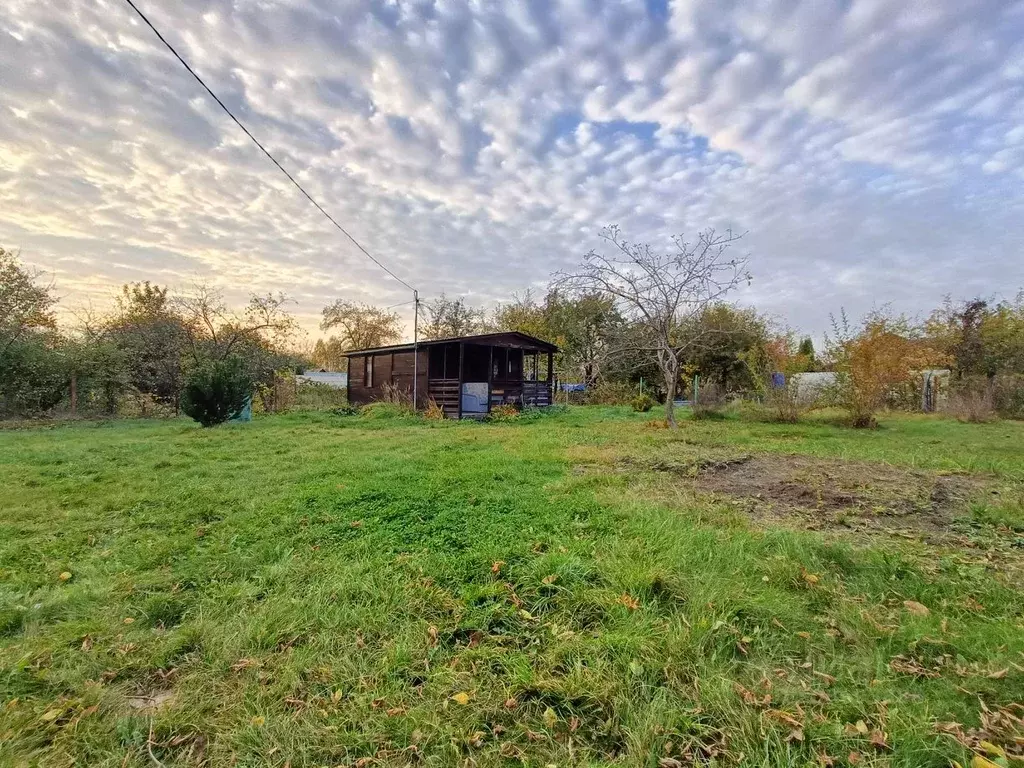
[344,332,558,418]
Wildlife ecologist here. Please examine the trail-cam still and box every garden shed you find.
[344,332,559,418]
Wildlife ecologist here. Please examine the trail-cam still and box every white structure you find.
[789,371,838,403]
[297,371,348,389]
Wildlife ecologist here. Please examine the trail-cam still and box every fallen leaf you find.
[543,707,558,728]
[786,728,805,743]
[349,520,363,528]
[868,729,889,750]
[796,631,812,639]
[491,561,505,574]
[802,571,820,585]
[813,670,837,686]
[122,617,135,625]
[903,600,930,617]
[659,759,684,768]
[767,709,802,729]
[848,752,861,765]
[503,697,518,709]
[618,593,640,611]
[59,571,72,581]
[977,741,1005,758]
[386,706,406,717]
[971,757,1003,768]
[541,574,558,585]
[250,715,265,726]
[451,692,471,705]
[331,689,343,703]
[40,708,63,722]
[427,626,439,648]
[986,668,1008,680]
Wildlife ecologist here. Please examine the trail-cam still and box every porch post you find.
[457,342,465,419]
[547,351,554,405]
[487,345,494,413]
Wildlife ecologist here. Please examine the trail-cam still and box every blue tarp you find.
[560,383,586,392]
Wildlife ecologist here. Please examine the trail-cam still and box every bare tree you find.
[556,225,750,426]
[176,284,297,362]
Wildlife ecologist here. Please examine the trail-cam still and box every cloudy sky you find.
[2,0,1023,340]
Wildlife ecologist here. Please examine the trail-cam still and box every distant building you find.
[297,371,348,389]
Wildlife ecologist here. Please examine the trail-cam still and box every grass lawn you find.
[1,407,1022,767]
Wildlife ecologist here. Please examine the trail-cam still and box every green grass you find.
[1,408,1022,767]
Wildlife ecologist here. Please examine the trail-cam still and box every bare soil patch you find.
[691,454,982,538]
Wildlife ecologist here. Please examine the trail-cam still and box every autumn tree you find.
[419,293,485,340]
[683,304,769,392]
[556,225,749,426]
[491,291,550,340]
[103,282,190,410]
[828,310,944,427]
[311,338,348,371]
[0,248,66,416]
[320,300,403,351]
[1,247,56,354]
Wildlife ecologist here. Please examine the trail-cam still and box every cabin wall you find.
[348,349,429,408]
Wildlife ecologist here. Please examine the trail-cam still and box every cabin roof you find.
[343,331,559,356]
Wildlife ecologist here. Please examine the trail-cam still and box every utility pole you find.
[412,290,419,411]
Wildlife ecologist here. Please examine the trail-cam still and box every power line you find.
[119,0,416,294]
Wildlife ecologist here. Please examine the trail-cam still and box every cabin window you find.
[364,356,374,387]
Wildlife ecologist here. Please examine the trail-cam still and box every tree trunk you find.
[70,373,77,417]
[661,358,679,428]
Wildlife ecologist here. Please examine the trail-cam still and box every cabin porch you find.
[425,339,554,418]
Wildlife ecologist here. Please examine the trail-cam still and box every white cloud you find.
[0,0,1022,339]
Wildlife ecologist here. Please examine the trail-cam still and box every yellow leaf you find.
[58,572,72,582]
[542,574,558,585]
[123,617,135,625]
[986,669,1008,680]
[331,689,343,703]
[971,757,1002,768]
[977,741,1005,758]
[451,692,471,705]
[40,708,62,722]
[903,600,930,617]
[803,572,820,584]
[251,715,265,726]
[543,707,558,728]
[855,720,869,734]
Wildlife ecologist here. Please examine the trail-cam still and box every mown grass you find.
[1,408,1022,767]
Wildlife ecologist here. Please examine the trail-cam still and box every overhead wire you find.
[119,0,416,294]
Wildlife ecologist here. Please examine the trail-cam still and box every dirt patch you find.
[691,454,982,539]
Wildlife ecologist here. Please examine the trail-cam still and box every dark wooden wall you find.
[348,349,429,408]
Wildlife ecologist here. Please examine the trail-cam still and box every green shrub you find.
[631,393,655,412]
[582,381,635,405]
[180,358,253,427]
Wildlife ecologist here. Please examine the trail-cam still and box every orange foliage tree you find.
[828,311,945,427]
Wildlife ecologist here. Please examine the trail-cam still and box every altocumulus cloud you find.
[1,0,1023,335]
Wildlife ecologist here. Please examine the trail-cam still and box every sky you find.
[2,0,1024,342]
